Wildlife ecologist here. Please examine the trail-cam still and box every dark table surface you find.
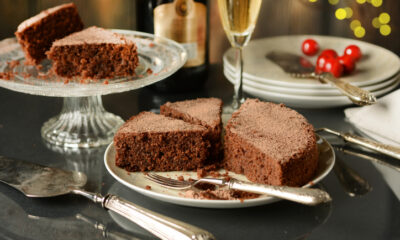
[0,64,399,240]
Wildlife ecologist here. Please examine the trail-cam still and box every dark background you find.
[1,0,399,63]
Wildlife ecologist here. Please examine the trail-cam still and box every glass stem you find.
[232,47,244,110]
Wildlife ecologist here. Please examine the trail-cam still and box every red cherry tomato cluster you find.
[301,38,362,78]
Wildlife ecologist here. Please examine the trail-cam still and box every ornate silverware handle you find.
[317,72,377,106]
[72,189,215,240]
[103,195,215,240]
[290,72,376,105]
[342,133,400,160]
[228,179,331,206]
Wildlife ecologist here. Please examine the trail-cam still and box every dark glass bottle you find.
[136,0,209,93]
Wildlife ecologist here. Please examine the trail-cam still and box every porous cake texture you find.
[15,3,83,65]
[47,26,139,79]
[223,99,319,186]
[160,98,223,163]
[114,112,210,172]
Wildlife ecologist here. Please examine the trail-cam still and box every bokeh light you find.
[354,26,366,38]
[350,20,361,30]
[371,0,382,7]
[372,17,381,28]
[335,8,347,20]
[356,0,366,3]
[344,7,353,18]
[379,25,391,36]
[328,0,339,5]
[379,12,390,24]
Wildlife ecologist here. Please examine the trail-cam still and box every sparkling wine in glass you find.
[218,0,262,113]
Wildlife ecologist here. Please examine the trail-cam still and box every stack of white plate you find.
[223,35,400,108]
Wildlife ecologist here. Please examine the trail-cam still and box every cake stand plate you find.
[0,30,187,148]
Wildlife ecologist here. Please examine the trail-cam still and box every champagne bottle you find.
[137,0,209,93]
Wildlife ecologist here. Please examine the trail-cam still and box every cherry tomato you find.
[323,58,343,77]
[344,45,362,61]
[302,39,319,56]
[338,55,356,74]
[316,55,329,72]
[320,49,338,59]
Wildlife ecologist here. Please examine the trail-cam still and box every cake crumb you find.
[149,42,155,48]
[0,72,14,80]
[197,168,206,178]
[7,60,20,68]
[103,80,109,85]
[177,175,184,181]
[146,68,153,74]
[145,185,151,190]
[180,189,259,201]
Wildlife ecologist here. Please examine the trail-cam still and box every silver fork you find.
[145,173,331,206]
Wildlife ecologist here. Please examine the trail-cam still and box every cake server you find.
[266,51,377,106]
[315,127,400,161]
[0,156,215,240]
[146,173,332,206]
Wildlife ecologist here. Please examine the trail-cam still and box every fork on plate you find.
[145,173,331,206]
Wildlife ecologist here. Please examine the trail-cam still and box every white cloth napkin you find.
[345,89,400,147]
[345,89,400,200]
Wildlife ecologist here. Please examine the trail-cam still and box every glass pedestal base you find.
[41,96,124,148]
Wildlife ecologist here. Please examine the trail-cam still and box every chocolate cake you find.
[223,99,319,187]
[15,3,83,65]
[160,98,223,163]
[114,112,210,172]
[47,26,139,79]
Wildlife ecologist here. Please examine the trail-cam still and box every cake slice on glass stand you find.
[0,30,187,148]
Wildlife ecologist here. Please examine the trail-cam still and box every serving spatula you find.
[266,51,377,106]
[0,156,215,240]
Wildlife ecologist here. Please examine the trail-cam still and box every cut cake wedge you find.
[15,3,83,65]
[114,112,210,172]
[47,26,138,79]
[160,98,223,163]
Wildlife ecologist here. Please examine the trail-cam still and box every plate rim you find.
[224,66,400,96]
[233,73,400,108]
[104,135,336,208]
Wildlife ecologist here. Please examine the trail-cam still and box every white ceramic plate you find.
[104,135,335,208]
[236,77,400,108]
[224,66,399,97]
[223,35,400,89]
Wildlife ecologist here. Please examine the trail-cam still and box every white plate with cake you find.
[104,98,335,208]
[104,135,334,208]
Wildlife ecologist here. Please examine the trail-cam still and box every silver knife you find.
[0,156,215,240]
[266,51,377,105]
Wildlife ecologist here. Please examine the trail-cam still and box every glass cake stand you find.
[0,30,187,148]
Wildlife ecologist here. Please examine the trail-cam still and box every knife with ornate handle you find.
[0,156,215,240]
[266,51,377,106]
[316,128,400,161]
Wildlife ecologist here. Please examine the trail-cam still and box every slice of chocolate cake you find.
[15,3,83,65]
[47,26,139,79]
[160,98,223,163]
[223,99,319,187]
[114,112,210,172]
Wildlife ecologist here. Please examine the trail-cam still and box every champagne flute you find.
[218,0,262,113]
